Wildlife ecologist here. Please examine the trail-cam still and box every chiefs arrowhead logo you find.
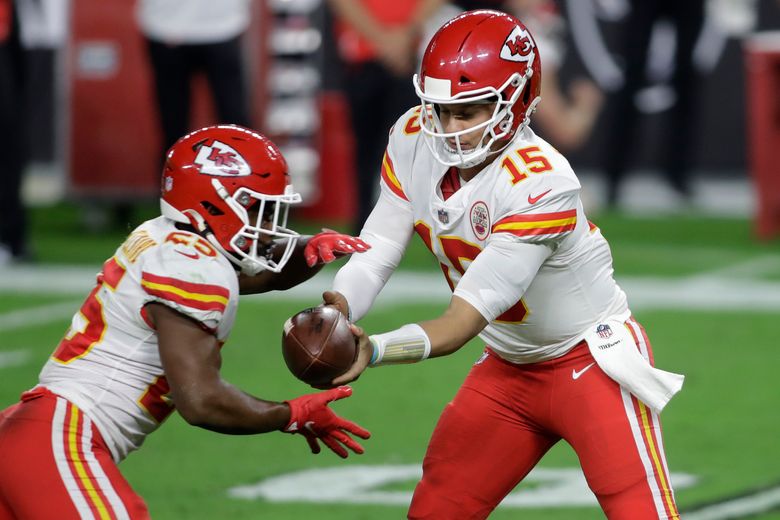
[194,140,251,177]
[500,26,536,65]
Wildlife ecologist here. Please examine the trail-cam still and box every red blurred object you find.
[298,92,357,222]
[0,0,11,43]
[67,1,266,200]
[745,32,780,240]
[67,1,352,222]
[68,0,162,199]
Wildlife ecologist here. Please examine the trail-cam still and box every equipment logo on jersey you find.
[194,140,251,177]
[500,26,535,65]
[470,201,490,241]
[596,324,613,339]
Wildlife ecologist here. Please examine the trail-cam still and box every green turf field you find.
[2,203,779,519]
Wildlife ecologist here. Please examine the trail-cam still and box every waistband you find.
[485,339,589,369]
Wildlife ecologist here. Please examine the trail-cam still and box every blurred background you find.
[1,0,780,519]
[1,0,778,239]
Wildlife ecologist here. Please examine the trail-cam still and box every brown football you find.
[281,306,357,386]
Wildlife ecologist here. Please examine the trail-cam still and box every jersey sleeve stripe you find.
[141,281,228,312]
[494,223,577,237]
[492,210,577,237]
[380,150,409,201]
[141,273,230,299]
[141,273,229,312]
[492,209,577,226]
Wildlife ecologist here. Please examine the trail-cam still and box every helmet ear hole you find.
[201,201,224,216]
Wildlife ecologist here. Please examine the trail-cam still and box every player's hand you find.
[284,386,370,458]
[304,229,370,267]
[332,324,373,386]
[322,290,350,319]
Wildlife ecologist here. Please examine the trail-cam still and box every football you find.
[281,306,358,386]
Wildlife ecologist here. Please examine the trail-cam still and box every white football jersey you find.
[37,216,239,461]
[380,106,629,363]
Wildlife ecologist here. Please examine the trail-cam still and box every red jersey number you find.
[415,222,528,323]
[52,257,126,364]
[502,146,553,185]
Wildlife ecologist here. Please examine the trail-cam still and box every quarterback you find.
[327,10,684,520]
[0,125,370,519]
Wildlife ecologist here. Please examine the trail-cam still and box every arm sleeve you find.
[332,190,415,321]
[453,237,551,322]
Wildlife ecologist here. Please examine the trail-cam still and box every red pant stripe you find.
[53,398,95,518]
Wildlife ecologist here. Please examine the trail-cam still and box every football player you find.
[0,125,371,519]
[325,10,683,519]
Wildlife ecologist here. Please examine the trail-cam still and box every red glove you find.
[284,386,370,458]
[304,229,370,267]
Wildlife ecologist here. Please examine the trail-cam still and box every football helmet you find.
[160,125,302,275]
[413,10,542,168]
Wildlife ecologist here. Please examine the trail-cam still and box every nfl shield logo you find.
[437,209,449,224]
[596,324,613,339]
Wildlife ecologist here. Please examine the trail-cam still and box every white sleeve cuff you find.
[369,323,431,365]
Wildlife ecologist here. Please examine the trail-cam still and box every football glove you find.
[284,386,370,458]
[304,229,370,267]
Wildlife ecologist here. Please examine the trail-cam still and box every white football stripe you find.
[52,397,95,519]
[79,412,131,520]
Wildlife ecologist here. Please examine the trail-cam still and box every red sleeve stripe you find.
[492,210,577,237]
[380,151,409,201]
[141,273,229,312]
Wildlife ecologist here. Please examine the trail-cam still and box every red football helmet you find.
[160,125,302,275]
[413,10,542,168]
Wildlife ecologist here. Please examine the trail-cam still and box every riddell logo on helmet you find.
[193,140,251,177]
[500,26,535,64]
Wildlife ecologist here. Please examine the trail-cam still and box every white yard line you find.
[0,349,31,369]
[0,301,79,332]
[684,485,780,520]
[3,265,780,310]
[0,265,98,294]
[688,255,780,280]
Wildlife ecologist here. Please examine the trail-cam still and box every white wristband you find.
[369,324,431,366]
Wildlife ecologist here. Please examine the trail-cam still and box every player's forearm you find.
[270,238,325,290]
[333,221,410,320]
[239,239,323,294]
[420,297,488,358]
[367,297,487,365]
[332,257,390,321]
[175,380,291,434]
